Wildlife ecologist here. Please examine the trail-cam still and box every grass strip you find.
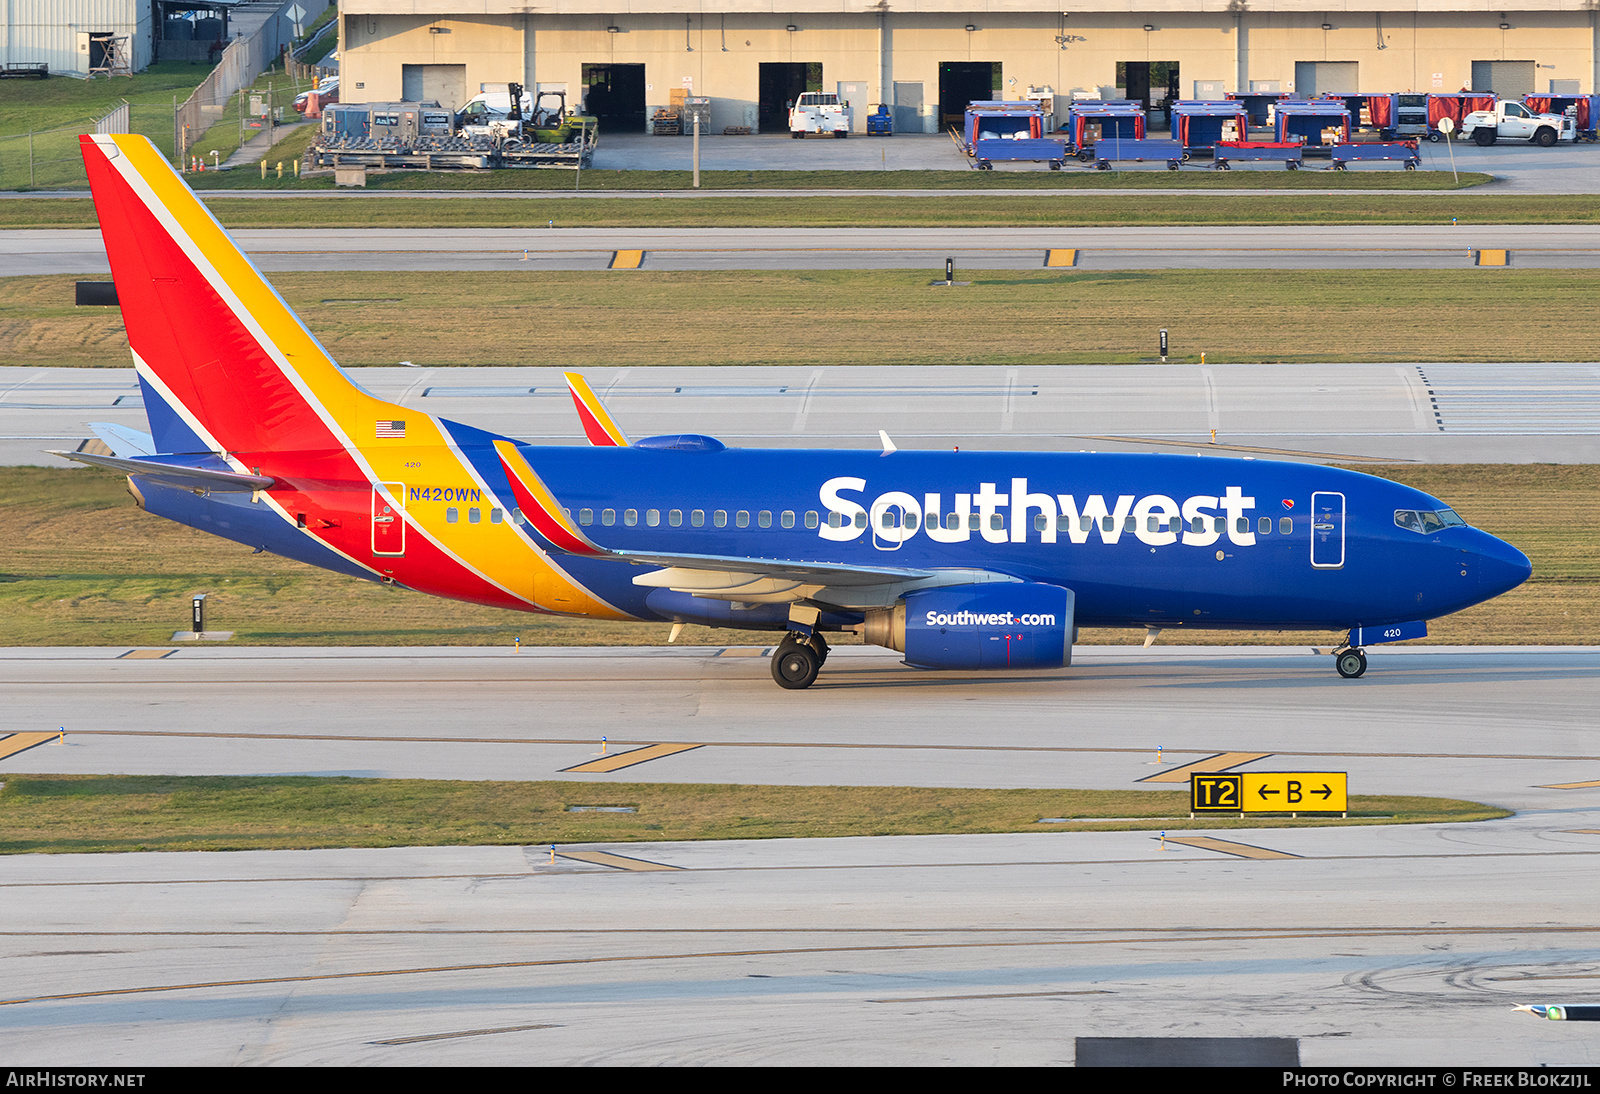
[0,774,1508,853]
[0,190,1583,230]
[11,269,1600,369]
[0,463,1590,648]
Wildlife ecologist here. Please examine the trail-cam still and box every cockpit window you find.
[1395,508,1468,534]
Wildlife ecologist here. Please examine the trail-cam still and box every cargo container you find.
[1171,100,1250,153]
[1274,100,1352,150]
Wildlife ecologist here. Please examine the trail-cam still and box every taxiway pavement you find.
[1,645,1597,1065]
[7,224,1600,275]
[5,363,1598,466]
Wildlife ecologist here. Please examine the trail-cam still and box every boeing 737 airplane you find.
[59,134,1531,689]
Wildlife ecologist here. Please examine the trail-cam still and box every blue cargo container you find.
[1274,100,1352,149]
[964,101,1066,169]
[1171,100,1250,153]
[1065,100,1145,156]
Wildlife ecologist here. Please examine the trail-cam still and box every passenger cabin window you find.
[446,507,459,523]
[1279,517,1293,535]
[469,508,481,524]
[624,509,638,527]
[1258,517,1271,535]
[990,514,1005,531]
[735,510,750,528]
[828,512,843,529]
[646,509,660,527]
[601,509,616,526]
[805,511,819,529]
[579,508,594,525]
[713,510,728,528]
[758,511,771,529]
[853,512,867,529]
[491,508,504,524]
[513,508,525,525]
[780,510,794,529]
[668,509,683,527]
[691,509,706,528]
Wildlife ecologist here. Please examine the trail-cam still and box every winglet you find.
[564,373,630,447]
[492,440,608,557]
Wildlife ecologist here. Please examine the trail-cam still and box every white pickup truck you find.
[789,92,851,138]
[1459,100,1576,146]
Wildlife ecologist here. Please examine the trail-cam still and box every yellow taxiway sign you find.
[1191,772,1348,815]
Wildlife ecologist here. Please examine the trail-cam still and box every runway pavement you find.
[8,224,1600,275]
[6,363,1599,466]
[1,644,1598,1065]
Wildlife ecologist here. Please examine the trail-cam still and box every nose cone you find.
[1476,531,1533,598]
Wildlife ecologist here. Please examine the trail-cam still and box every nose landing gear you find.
[1334,647,1368,679]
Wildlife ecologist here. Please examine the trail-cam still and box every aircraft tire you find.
[772,640,821,690]
[1335,649,1368,679]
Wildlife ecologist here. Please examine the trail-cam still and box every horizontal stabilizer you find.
[87,422,157,459]
[48,450,274,492]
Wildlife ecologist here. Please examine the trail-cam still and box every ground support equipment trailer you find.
[1089,138,1183,171]
[964,101,1065,169]
[1328,141,1421,170]
[310,101,593,171]
[790,92,852,138]
[1459,99,1576,146]
[1212,140,1304,170]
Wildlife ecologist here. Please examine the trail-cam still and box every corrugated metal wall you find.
[2,0,153,74]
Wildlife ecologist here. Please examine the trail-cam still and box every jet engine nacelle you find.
[863,582,1075,670]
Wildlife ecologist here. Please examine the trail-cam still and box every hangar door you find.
[939,62,1000,131]
[1294,61,1357,97]
[1471,60,1536,97]
[759,62,821,133]
[401,64,466,111]
[583,64,646,134]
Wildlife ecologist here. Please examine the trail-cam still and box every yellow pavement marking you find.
[1475,249,1510,267]
[1162,835,1301,860]
[1139,751,1273,784]
[1568,829,1600,836]
[1538,779,1600,790]
[0,732,62,762]
[557,850,682,872]
[562,742,703,773]
[717,647,769,658]
[609,249,645,270]
[1044,248,1079,268]
[119,649,175,659]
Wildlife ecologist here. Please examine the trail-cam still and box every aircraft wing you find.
[620,551,1020,610]
[47,450,275,493]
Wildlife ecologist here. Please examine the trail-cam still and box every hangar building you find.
[335,1,1600,133]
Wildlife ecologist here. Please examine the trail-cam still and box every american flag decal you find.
[376,420,406,438]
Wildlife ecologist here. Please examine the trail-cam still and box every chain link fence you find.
[0,102,173,190]
[174,1,328,166]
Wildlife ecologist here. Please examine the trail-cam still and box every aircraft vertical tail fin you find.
[79,133,366,458]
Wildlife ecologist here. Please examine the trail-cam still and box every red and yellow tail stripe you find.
[79,134,631,620]
[565,372,630,447]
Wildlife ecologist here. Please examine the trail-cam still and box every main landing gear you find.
[1334,647,1368,679]
[772,631,829,690]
